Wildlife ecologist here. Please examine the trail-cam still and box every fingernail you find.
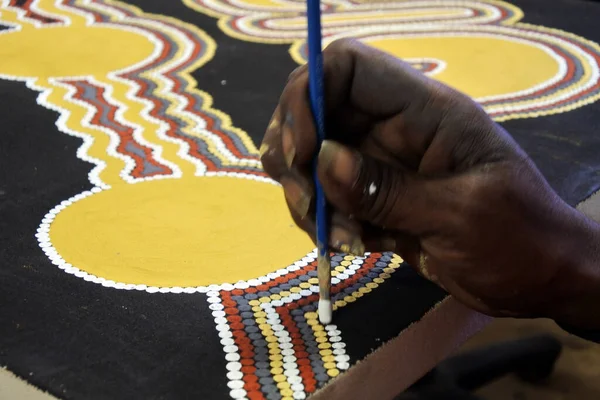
[349,238,365,256]
[281,177,311,218]
[319,140,359,187]
[282,125,295,168]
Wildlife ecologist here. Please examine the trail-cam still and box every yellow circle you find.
[304,312,318,320]
[277,382,290,390]
[314,331,327,338]
[343,255,354,261]
[358,287,371,294]
[334,266,345,272]
[299,282,311,289]
[374,278,385,284]
[0,26,155,79]
[366,283,378,289]
[270,294,281,300]
[327,369,340,377]
[249,300,261,307]
[352,291,363,298]
[271,361,283,368]
[255,312,267,318]
[268,342,280,349]
[290,287,301,293]
[271,368,284,375]
[344,296,356,303]
[252,306,262,313]
[266,336,278,343]
[260,297,271,303]
[273,375,286,383]
[324,362,337,369]
[269,348,281,355]
[340,261,351,266]
[319,349,332,356]
[323,355,335,362]
[316,336,327,343]
[318,342,331,349]
[270,354,283,361]
[50,178,314,287]
[335,300,347,308]
[308,278,318,284]
[281,389,294,397]
[279,291,291,297]
[312,325,324,332]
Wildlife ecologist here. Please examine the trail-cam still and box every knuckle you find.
[325,37,356,54]
[355,159,401,227]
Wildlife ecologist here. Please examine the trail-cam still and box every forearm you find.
[546,209,600,331]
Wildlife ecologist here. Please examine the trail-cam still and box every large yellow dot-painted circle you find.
[365,35,560,99]
[0,26,155,78]
[49,177,314,287]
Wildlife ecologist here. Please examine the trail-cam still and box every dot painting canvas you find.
[1,0,600,399]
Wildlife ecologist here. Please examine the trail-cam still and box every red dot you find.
[297,358,310,366]
[246,287,257,294]
[243,374,259,384]
[296,351,309,359]
[245,382,261,392]
[232,330,246,338]
[227,315,242,323]
[298,299,308,306]
[230,322,244,330]
[293,344,304,352]
[266,281,277,288]
[232,289,244,296]
[247,391,265,400]
[241,366,256,374]
[331,287,341,294]
[240,350,255,358]
[223,300,236,308]
[256,284,269,291]
[275,277,287,284]
[241,358,254,366]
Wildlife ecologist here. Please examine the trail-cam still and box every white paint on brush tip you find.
[318,299,333,325]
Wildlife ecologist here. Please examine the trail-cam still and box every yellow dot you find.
[383,268,394,274]
[352,291,363,298]
[319,349,333,356]
[305,312,318,320]
[299,282,311,289]
[271,367,283,375]
[331,271,339,277]
[307,319,319,326]
[327,369,340,377]
[252,306,262,312]
[344,296,356,303]
[374,277,385,284]
[308,278,319,284]
[314,331,327,338]
[48,177,313,287]
[323,355,335,363]
[318,342,331,349]
[282,397,294,400]
[266,336,278,343]
[312,325,324,331]
[249,300,260,306]
[269,348,281,355]
[316,336,328,343]
[277,381,291,390]
[281,389,294,397]
[273,375,287,383]
[324,362,337,369]
[290,287,301,293]
[260,297,271,303]
[257,319,267,325]
[268,342,280,349]
[271,361,283,368]
[270,354,283,361]
[335,300,347,308]
[340,260,351,266]
[366,282,378,289]
[254,311,266,318]
[259,323,270,331]
[270,294,281,300]
[380,273,391,279]
[279,291,290,297]
[359,287,371,294]
[334,266,345,273]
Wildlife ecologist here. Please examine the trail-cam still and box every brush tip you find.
[318,299,332,325]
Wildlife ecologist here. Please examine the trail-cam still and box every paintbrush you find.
[306,0,332,324]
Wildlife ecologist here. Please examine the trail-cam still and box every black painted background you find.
[0,0,599,398]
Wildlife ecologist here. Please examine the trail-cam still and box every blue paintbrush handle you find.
[307,0,329,259]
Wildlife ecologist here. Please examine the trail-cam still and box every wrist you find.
[545,208,600,330]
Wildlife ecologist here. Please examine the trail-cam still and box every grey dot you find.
[258,291,271,297]
[238,305,252,312]
[291,309,304,316]
[333,293,345,301]
[255,368,271,377]
[351,284,362,291]
[309,354,322,361]
[254,339,267,347]
[245,326,259,334]
[249,332,262,340]
[299,275,310,282]
[245,293,258,300]
[302,305,315,312]
[293,316,305,323]
[256,361,270,369]
[255,353,269,362]
[306,346,319,355]
[270,287,281,294]
[343,287,354,294]
[308,270,318,277]
[259,377,275,386]
[367,272,379,278]
[255,346,268,355]
[232,296,245,302]
[359,277,370,284]
[241,312,254,319]
[331,255,343,262]
[312,365,326,375]
[243,319,257,326]
[380,255,391,262]
[266,389,280,399]
[289,279,301,285]
[280,284,291,290]
[375,261,387,267]
[315,373,329,382]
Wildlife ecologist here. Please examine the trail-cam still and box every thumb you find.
[317,140,440,234]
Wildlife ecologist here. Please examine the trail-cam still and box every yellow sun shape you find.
[1,0,313,289]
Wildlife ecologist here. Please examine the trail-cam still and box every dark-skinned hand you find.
[260,39,600,330]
